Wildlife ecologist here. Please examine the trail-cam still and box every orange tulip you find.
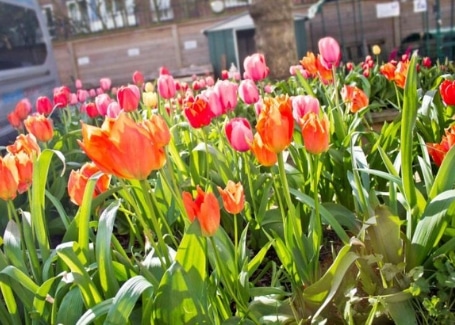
[249,132,277,167]
[300,113,330,155]
[427,125,455,166]
[256,95,294,153]
[300,51,318,76]
[79,112,167,180]
[68,162,111,206]
[394,60,409,88]
[217,181,245,215]
[315,55,334,84]
[24,114,54,142]
[0,154,19,201]
[7,111,22,129]
[13,151,33,194]
[142,114,171,148]
[380,62,396,81]
[182,186,220,236]
[341,85,369,113]
[7,134,41,158]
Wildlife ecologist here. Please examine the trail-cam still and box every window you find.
[224,0,251,8]
[0,2,47,71]
[67,0,90,32]
[150,0,174,22]
[41,4,55,37]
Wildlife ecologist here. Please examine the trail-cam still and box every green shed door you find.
[207,29,237,79]
[294,18,307,59]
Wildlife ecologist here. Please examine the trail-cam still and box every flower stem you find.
[308,154,322,282]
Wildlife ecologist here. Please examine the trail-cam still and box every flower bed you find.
[1,37,455,324]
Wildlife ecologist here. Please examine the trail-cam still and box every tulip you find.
[250,132,277,167]
[256,95,294,153]
[132,70,145,87]
[243,53,269,81]
[79,112,167,180]
[159,66,170,75]
[221,69,229,80]
[24,114,54,142]
[289,65,310,77]
[36,96,53,115]
[145,82,155,93]
[215,80,238,113]
[427,125,455,166]
[75,79,83,89]
[205,76,215,87]
[14,99,32,120]
[292,95,320,122]
[340,85,369,113]
[422,57,432,68]
[439,80,455,106]
[7,111,22,129]
[225,118,253,152]
[89,89,97,97]
[372,45,381,56]
[182,186,220,236]
[95,93,113,116]
[315,55,334,84]
[77,89,89,103]
[7,134,41,158]
[13,151,33,194]
[300,51,318,77]
[53,86,71,108]
[300,112,330,155]
[85,102,99,118]
[0,154,19,201]
[142,114,171,148]
[318,36,341,69]
[183,95,214,128]
[106,101,122,118]
[142,91,158,108]
[68,162,111,206]
[202,88,223,117]
[157,74,176,99]
[99,78,112,92]
[117,85,140,112]
[70,93,78,105]
[217,181,245,215]
[238,79,259,104]
[394,60,409,88]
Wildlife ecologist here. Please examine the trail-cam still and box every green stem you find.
[308,154,322,282]
[242,152,257,215]
[277,152,295,219]
[233,213,238,271]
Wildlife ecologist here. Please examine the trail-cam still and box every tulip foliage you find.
[1,37,455,324]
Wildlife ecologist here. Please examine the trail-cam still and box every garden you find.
[1,36,455,324]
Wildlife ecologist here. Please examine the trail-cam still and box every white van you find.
[0,0,60,145]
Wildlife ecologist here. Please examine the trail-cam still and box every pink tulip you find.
[77,89,89,103]
[95,93,113,116]
[243,53,269,81]
[70,93,78,105]
[132,70,145,87]
[289,65,310,77]
[89,89,97,98]
[53,86,71,108]
[205,76,215,87]
[225,118,254,152]
[157,74,176,99]
[318,36,341,69]
[214,80,238,113]
[202,88,223,117]
[291,95,320,122]
[238,79,259,104]
[106,101,121,118]
[75,79,83,89]
[99,78,112,91]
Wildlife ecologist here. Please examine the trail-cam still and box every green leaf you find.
[248,240,272,278]
[3,221,28,274]
[429,145,455,200]
[303,245,358,318]
[71,291,105,325]
[33,275,61,319]
[104,276,153,325]
[96,200,121,298]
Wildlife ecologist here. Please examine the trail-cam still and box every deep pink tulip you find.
[238,79,259,104]
[95,93,113,116]
[159,66,170,75]
[75,79,83,89]
[157,74,176,99]
[117,85,140,112]
[77,89,89,103]
[318,36,341,69]
[221,70,229,80]
[36,96,53,115]
[225,118,253,152]
[99,78,112,92]
[214,80,238,113]
[202,88,223,117]
[89,89,97,98]
[243,53,269,81]
[291,95,320,122]
[132,70,145,87]
[53,86,71,108]
[70,93,78,105]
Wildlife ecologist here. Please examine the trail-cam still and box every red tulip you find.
[243,53,269,81]
[183,95,214,128]
[14,99,32,120]
[225,118,253,152]
[182,186,220,236]
[132,70,145,87]
[36,96,53,115]
[238,79,259,104]
[440,80,455,106]
[117,85,140,112]
[53,86,71,108]
[7,111,22,129]
[85,102,100,118]
[318,36,341,69]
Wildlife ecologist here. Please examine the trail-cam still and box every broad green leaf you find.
[303,244,359,318]
[380,290,417,325]
[96,200,121,298]
[32,275,61,319]
[56,242,102,308]
[20,211,41,282]
[65,289,97,325]
[429,145,455,199]
[104,276,153,325]
[248,240,272,278]
[407,190,455,270]
[3,221,28,274]
[0,282,21,325]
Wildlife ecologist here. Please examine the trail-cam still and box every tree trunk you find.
[249,0,297,81]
